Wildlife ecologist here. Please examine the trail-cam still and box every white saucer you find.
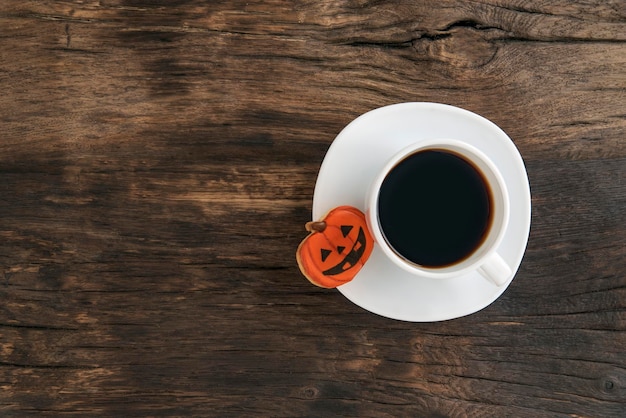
[312,103,531,322]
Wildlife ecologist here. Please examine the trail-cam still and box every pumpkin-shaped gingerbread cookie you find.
[296,206,374,288]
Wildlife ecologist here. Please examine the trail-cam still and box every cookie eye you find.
[320,248,332,262]
[341,225,353,237]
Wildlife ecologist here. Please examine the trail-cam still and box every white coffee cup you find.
[365,138,511,286]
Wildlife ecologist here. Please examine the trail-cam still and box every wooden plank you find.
[1,0,624,416]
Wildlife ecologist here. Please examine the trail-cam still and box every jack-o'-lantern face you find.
[296,206,373,288]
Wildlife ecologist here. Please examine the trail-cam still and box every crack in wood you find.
[0,361,98,369]
[64,23,71,48]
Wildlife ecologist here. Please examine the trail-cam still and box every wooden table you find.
[1,1,624,416]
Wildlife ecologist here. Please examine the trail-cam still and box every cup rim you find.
[366,138,510,279]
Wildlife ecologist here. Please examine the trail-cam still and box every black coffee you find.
[378,149,492,267]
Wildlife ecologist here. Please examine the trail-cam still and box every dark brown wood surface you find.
[1,1,624,416]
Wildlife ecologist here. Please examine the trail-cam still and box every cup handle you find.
[477,252,511,286]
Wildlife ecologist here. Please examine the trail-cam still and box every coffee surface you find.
[378,149,492,267]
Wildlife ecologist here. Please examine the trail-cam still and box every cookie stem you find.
[305,221,326,233]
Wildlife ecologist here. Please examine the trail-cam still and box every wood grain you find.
[1,0,625,416]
